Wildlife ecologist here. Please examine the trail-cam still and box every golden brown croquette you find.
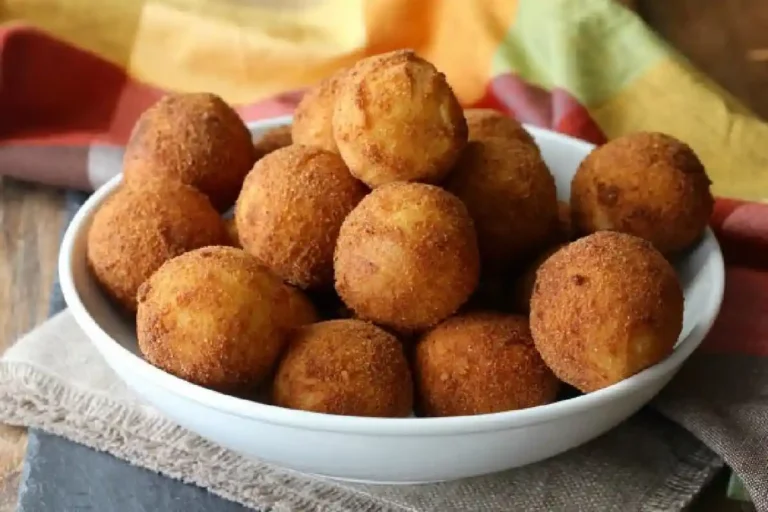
[273,319,413,417]
[511,244,564,314]
[253,125,293,160]
[332,49,467,188]
[136,246,317,392]
[444,138,558,270]
[464,108,537,148]
[292,71,346,153]
[224,217,240,248]
[570,131,714,255]
[554,201,574,243]
[235,145,368,289]
[86,177,229,313]
[415,312,559,416]
[334,182,480,332]
[281,283,320,330]
[123,92,255,211]
[530,231,684,392]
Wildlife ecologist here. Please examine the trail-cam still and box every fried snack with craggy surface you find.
[224,217,240,248]
[530,231,684,393]
[570,131,713,255]
[273,319,413,417]
[292,71,346,153]
[511,244,565,314]
[415,312,559,416]
[332,49,467,188]
[464,108,537,149]
[253,125,292,160]
[136,246,317,392]
[86,177,229,313]
[552,201,575,243]
[236,145,368,289]
[123,92,255,211]
[444,137,558,270]
[334,182,480,332]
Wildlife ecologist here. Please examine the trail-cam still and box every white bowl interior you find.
[60,116,725,437]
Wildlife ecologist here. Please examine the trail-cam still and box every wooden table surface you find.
[0,178,65,511]
[1,1,766,510]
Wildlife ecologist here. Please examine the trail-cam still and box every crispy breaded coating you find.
[553,201,574,243]
[415,312,559,416]
[253,125,292,160]
[235,145,368,289]
[464,108,537,148]
[86,177,229,313]
[123,92,255,211]
[282,282,320,329]
[332,49,467,188]
[334,182,480,332]
[530,231,684,393]
[292,71,346,153]
[511,244,564,314]
[273,319,413,417]
[224,217,240,248]
[136,246,317,392]
[571,131,714,255]
[444,138,558,270]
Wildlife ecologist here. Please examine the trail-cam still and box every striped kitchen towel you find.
[2,0,767,201]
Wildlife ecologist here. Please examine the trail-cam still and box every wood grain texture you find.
[0,177,66,512]
[0,177,65,349]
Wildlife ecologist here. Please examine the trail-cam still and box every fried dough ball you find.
[136,246,317,392]
[253,125,292,160]
[332,50,467,188]
[530,231,684,393]
[553,201,574,243]
[511,244,564,314]
[224,218,240,247]
[415,312,559,416]
[292,71,346,153]
[444,138,558,270]
[236,145,368,289]
[123,92,255,211]
[86,178,229,313]
[281,284,321,330]
[273,319,413,417]
[571,132,714,255]
[335,182,481,332]
[464,108,536,148]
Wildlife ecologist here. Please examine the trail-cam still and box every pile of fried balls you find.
[86,49,714,418]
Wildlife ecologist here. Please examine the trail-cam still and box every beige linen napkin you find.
[0,310,722,511]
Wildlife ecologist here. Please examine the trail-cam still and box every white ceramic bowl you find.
[59,116,725,484]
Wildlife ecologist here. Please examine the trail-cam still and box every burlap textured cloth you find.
[0,311,724,511]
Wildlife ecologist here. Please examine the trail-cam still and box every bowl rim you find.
[59,117,726,436]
